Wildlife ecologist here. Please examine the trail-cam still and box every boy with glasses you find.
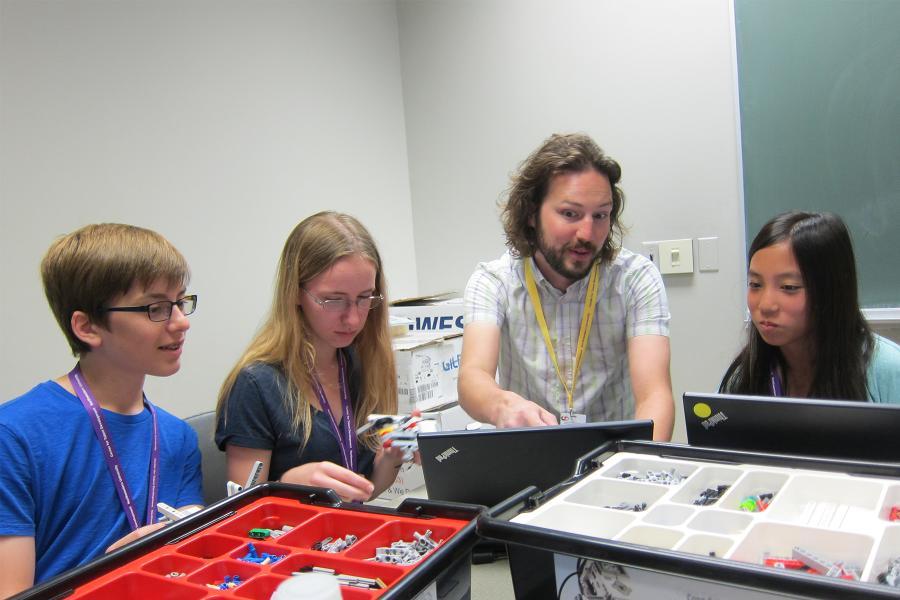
[0,223,203,597]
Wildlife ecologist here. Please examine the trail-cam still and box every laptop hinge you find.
[523,490,547,510]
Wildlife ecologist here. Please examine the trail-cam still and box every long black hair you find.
[720,211,873,400]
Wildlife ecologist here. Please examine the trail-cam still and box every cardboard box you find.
[390,293,465,335]
[393,332,463,413]
[420,402,475,432]
[378,462,426,501]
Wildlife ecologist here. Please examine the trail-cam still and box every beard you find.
[535,227,601,282]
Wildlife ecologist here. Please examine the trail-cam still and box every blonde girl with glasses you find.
[215,212,400,501]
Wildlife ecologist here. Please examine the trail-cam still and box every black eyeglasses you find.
[302,288,383,312]
[104,295,198,322]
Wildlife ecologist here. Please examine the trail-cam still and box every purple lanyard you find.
[310,350,357,472]
[68,366,160,531]
[769,365,784,397]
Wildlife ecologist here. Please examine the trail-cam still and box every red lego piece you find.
[764,557,805,569]
[889,506,900,522]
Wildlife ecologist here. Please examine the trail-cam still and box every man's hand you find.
[493,390,558,427]
[460,322,558,427]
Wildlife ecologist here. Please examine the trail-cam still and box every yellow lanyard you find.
[524,258,601,415]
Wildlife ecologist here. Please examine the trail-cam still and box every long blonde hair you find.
[217,212,397,449]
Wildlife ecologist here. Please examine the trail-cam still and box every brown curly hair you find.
[501,133,625,262]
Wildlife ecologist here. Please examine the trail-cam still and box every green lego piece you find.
[248,528,272,539]
[738,497,758,512]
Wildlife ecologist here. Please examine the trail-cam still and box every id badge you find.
[559,411,587,424]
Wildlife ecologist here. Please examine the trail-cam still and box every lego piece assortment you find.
[239,543,286,565]
[60,495,466,599]
[763,546,860,581]
[512,450,900,590]
[359,412,432,463]
[692,485,730,506]
[205,575,243,590]
[738,492,774,513]
[878,557,900,588]
[604,501,648,512]
[371,529,442,565]
[311,534,358,552]
[617,468,688,485]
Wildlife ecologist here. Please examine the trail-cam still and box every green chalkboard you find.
[735,0,900,308]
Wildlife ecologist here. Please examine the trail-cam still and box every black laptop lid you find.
[418,420,653,507]
[684,392,900,462]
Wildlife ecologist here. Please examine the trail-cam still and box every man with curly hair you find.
[458,133,673,440]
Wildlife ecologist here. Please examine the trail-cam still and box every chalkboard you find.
[734,0,900,308]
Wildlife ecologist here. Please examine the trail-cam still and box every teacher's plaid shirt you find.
[464,248,670,423]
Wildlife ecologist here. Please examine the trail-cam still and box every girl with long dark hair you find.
[720,211,900,402]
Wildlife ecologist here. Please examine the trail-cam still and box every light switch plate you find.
[698,236,719,272]
[641,241,661,270]
[658,239,694,274]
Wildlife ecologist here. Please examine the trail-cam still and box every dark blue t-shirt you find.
[215,356,375,481]
[0,381,203,583]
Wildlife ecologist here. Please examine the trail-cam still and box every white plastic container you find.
[270,572,341,600]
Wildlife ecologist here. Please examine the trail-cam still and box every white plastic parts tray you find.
[479,440,900,599]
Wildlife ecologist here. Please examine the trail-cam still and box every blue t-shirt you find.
[0,381,203,583]
[867,334,900,404]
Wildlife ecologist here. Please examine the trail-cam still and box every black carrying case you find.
[477,440,900,600]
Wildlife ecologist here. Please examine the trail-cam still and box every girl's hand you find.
[280,461,374,502]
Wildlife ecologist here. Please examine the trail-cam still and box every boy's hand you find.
[105,522,166,554]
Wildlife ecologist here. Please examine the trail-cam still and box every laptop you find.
[418,420,653,507]
[683,392,900,462]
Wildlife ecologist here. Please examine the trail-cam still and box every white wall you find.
[0,0,419,417]
[2,0,774,440]
[398,0,749,440]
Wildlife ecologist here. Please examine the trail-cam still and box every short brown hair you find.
[501,133,626,263]
[41,223,190,355]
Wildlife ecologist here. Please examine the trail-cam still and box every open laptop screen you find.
[684,392,900,462]
[418,420,653,507]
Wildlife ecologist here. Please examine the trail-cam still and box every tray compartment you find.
[642,503,695,527]
[343,520,458,565]
[865,525,900,585]
[140,554,205,578]
[278,511,387,552]
[668,466,743,507]
[764,474,883,531]
[718,469,788,513]
[729,521,875,572]
[687,509,753,535]
[513,503,635,538]
[597,455,698,484]
[270,551,405,588]
[216,502,319,539]
[233,574,288,598]
[562,477,669,511]
[186,559,261,590]
[879,484,900,523]
[76,573,207,600]
[675,533,734,558]
[176,533,245,560]
[615,525,683,549]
